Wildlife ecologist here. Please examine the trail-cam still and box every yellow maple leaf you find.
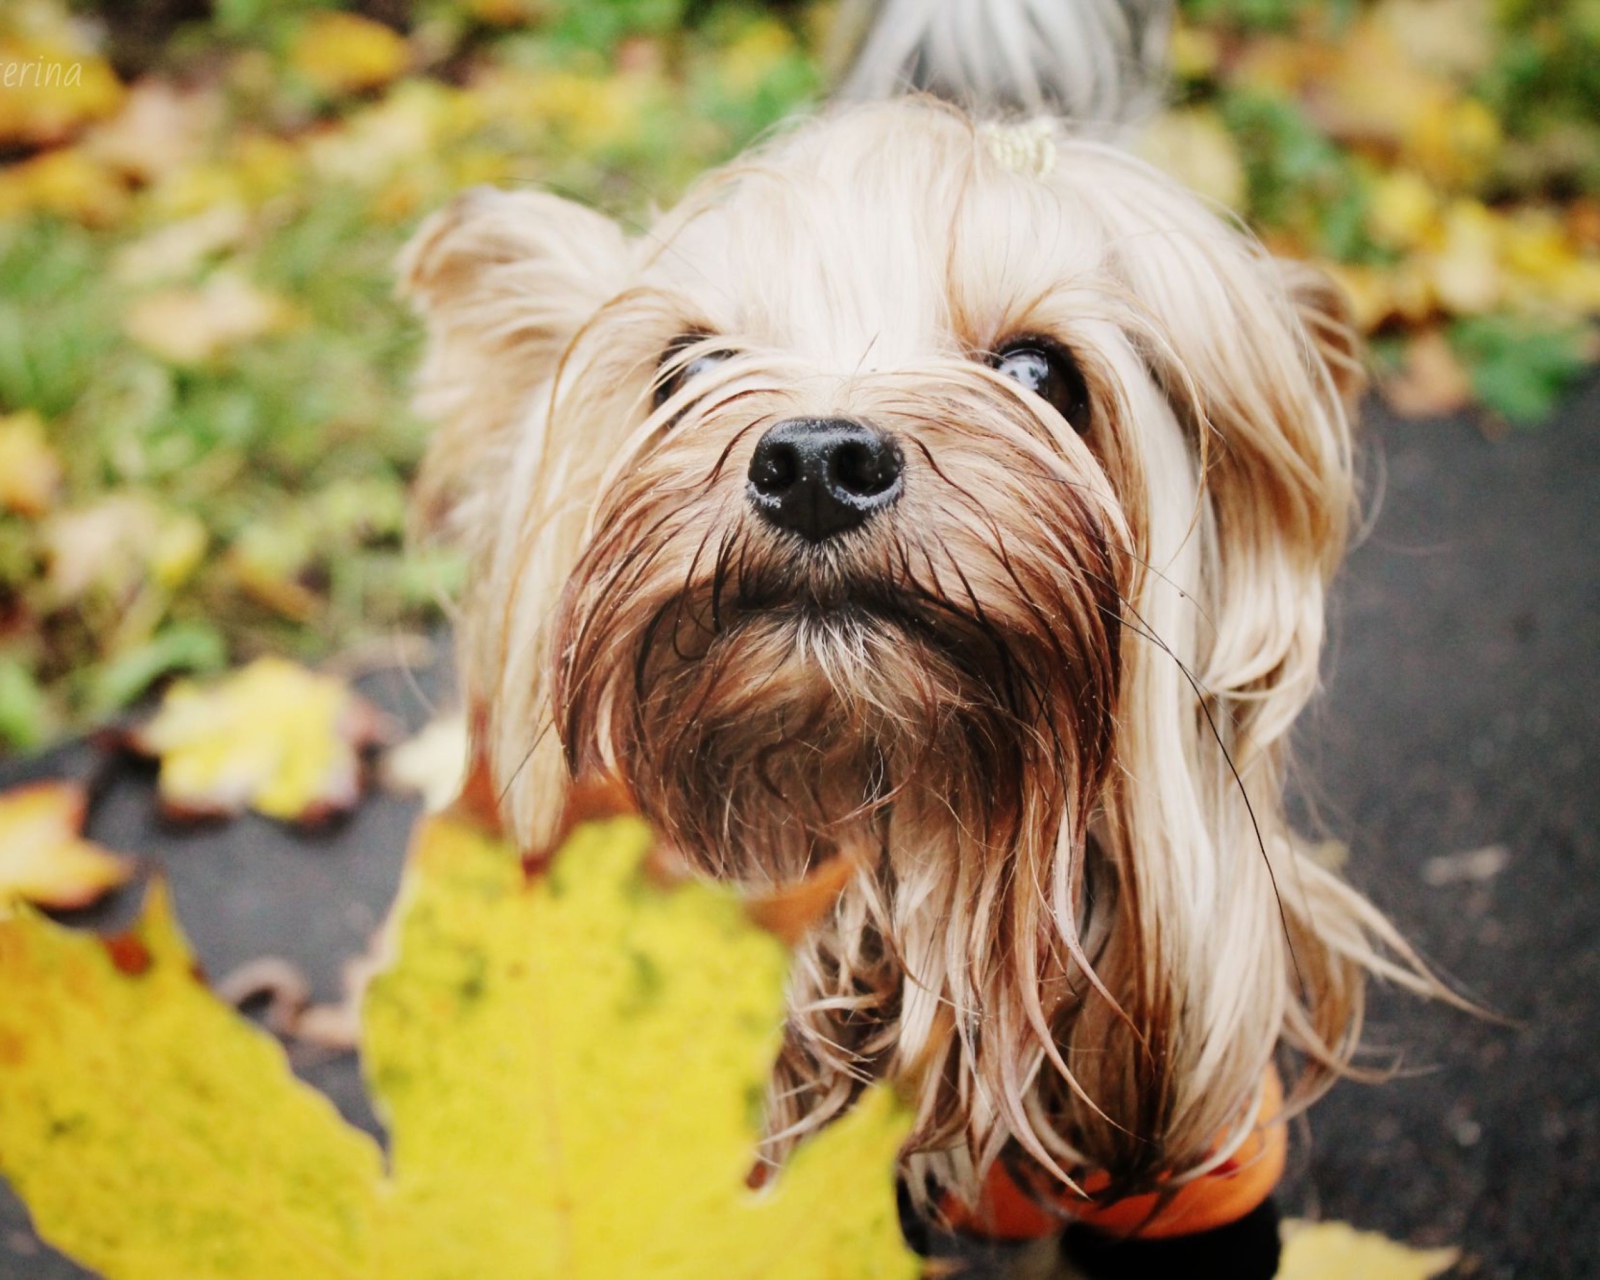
[1280,1219,1460,1280]
[0,410,63,518]
[0,780,133,911]
[128,657,393,823]
[290,12,410,98]
[0,878,386,1271]
[1496,207,1600,319]
[0,808,919,1278]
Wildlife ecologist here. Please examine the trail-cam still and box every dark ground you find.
[2,385,1596,1279]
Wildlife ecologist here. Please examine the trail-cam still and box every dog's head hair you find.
[402,98,1427,1204]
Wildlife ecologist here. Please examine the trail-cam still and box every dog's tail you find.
[831,0,1171,125]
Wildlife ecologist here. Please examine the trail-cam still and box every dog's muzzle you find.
[746,416,903,542]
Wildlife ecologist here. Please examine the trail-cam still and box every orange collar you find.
[939,1067,1287,1241]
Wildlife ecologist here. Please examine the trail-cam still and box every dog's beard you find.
[551,379,1131,1179]
[552,382,1124,881]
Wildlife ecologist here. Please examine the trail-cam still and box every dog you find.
[401,1,1443,1273]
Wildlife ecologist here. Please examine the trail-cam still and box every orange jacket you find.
[940,1067,1287,1241]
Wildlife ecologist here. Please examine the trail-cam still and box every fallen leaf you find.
[142,133,302,221]
[110,202,250,286]
[0,410,63,517]
[304,79,476,190]
[0,879,385,1270]
[127,657,394,823]
[1321,262,1398,334]
[1406,94,1501,191]
[0,147,130,227]
[381,711,467,813]
[1367,170,1442,252]
[0,780,133,911]
[290,12,410,97]
[482,65,653,154]
[1280,1219,1459,1279]
[123,270,295,365]
[215,954,310,1036]
[42,496,205,605]
[460,0,543,26]
[1140,106,1248,210]
[1376,0,1493,79]
[82,79,218,185]
[0,807,919,1279]
[1311,18,1446,151]
[1422,844,1510,886]
[1428,199,1503,315]
[716,19,799,97]
[1383,329,1474,418]
[1168,17,1222,81]
[1568,200,1600,251]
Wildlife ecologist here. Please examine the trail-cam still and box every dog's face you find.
[404,101,1388,1197]
[554,150,1136,894]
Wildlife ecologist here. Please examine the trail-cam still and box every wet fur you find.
[401,99,1440,1212]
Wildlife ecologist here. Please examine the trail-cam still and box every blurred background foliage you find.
[0,0,1595,749]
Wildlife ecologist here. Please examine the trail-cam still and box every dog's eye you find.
[992,339,1090,432]
[653,336,732,411]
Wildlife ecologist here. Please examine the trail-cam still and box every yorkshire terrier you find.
[401,0,1441,1274]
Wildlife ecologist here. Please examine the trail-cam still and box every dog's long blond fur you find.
[402,100,1439,1211]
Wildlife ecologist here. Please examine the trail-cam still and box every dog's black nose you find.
[746,417,903,542]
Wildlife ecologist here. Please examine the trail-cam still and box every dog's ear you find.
[399,186,629,544]
[1117,230,1363,724]
[1278,257,1368,413]
[1196,252,1362,723]
[1064,197,1373,1177]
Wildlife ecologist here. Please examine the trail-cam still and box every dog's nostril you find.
[833,440,899,497]
[749,441,799,496]
[746,417,903,543]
